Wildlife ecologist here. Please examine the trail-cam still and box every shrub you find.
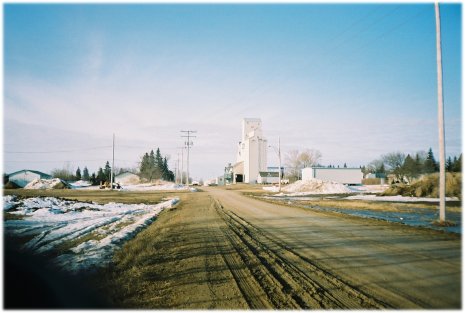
[382,173,461,199]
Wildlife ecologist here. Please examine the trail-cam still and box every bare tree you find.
[382,152,406,182]
[285,148,322,181]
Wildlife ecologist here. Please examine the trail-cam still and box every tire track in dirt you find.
[213,198,391,309]
[206,198,272,309]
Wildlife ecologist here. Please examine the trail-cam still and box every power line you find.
[181,130,197,186]
[5,146,112,154]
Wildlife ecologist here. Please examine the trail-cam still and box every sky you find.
[3,3,462,180]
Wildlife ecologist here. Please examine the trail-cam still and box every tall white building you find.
[233,118,267,183]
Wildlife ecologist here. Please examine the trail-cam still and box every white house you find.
[234,118,267,183]
[302,167,363,185]
[115,172,140,185]
[8,170,52,188]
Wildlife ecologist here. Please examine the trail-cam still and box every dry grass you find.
[383,173,462,199]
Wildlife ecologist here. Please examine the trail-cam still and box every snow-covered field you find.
[4,195,178,273]
[72,181,196,192]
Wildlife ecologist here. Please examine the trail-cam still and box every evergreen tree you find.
[83,167,90,181]
[90,173,97,185]
[423,148,438,173]
[75,167,82,180]
[452,154,462,172]
[155,148,163,170]
[446,156,453,172]
[162,157,169,180]
[97,167,105,183]
[140,153,150,179]
[415,153,423,174]
[343,163,347,168]
[104,161,111,181]
[402,154,418,182]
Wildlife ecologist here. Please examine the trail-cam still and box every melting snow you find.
[4,196,178,273]
[24,178,70,189]
[268,179,354,195]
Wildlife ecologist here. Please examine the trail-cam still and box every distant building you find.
[257,171,279,184]
[7,169,52,188]
[224,163,233,184]
[233,118,267,183]
[302,167,363,185]
[115,172,140,185]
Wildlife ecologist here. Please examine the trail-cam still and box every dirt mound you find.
[4,181,20,189]
[282,179,353,194]
[24,178,71,190]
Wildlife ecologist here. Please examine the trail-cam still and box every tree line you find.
[50,147,175,185]
[363,148,462,183]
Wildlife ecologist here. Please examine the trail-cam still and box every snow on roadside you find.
[4,196,178,273]
[268,179,354,195]
[345,194,460,202]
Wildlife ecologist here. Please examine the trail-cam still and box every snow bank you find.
[24,178,70,189]
[120,182,190,191]
[345,194,460,202]
[4,196,178,273]
[70,180,92,188]
[278,179,354,195]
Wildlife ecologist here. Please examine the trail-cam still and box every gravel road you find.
[103,187,461,309]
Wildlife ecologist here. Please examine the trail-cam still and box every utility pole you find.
[278,136,281,192]
[435,2,446,222]
[111,133,115,190]
[177,146,185,184]
[181,130,196,186]
[176,152,180,184]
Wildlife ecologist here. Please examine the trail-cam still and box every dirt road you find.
[101,188,461,309]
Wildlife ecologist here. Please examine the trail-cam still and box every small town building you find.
[115,172,140,185]
[302,167,363,185]
[257,171,280,184]
[7,169,52,188]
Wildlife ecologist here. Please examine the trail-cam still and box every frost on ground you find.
[4,195,178,273]
[266,179,354,195]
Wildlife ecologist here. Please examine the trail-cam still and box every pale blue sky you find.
[4,3,462,180]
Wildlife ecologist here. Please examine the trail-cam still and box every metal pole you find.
[278,136,281,192]
[111,133,115,190]
[181,148,184,185]
[435,2,446,222]
[186,140,190,186]
[181,131,196,186]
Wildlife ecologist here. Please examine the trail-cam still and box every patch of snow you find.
[116,182,189,191]
[345,194,460,202]
[278,179,354,195]
[4,196,179,273]
[70,180,92,187]
[24,178,69,189]
[347,184,389,193]
[263,186,280,192]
